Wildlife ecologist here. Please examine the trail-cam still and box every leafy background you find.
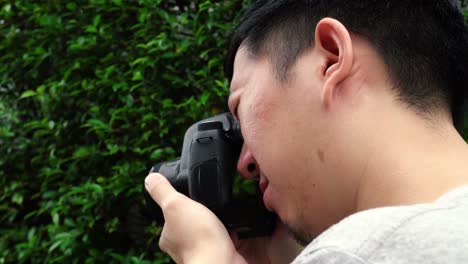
[0,1,467,263]
[0,0,252,263]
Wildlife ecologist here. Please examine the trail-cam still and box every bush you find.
[0,0,251,262]
[1,1,467,263]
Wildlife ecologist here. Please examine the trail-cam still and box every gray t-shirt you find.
[292,186,468,264]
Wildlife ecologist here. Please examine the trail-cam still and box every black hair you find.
[225,0,468,129]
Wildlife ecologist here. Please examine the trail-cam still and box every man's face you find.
[229,46,358,242]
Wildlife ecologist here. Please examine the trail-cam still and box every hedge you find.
[0,1,467,263]
[0,1,252,262]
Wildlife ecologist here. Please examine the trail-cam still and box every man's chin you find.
[272,215,316,246]
[285,223,315,247]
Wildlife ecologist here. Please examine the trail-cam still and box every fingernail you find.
[145,173,157,189]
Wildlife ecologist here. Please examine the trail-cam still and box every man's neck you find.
[355,109,468,212]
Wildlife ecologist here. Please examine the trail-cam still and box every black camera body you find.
[144,113,276,238]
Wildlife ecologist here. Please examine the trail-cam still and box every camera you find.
[144,113,276,238]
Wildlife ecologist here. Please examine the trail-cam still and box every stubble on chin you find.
[286,224,315,247]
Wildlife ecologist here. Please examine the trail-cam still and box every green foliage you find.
[0,0,252,262]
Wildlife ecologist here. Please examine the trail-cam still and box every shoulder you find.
[292,247,369,264]
[293,187,468,264]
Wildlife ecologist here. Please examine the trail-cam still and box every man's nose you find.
[237,144,260,180]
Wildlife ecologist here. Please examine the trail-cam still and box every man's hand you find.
[145,173,303,263]
[145,173,246,264]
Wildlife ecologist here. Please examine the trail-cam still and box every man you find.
[145,0,468,263]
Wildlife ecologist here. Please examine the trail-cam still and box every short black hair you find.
[225,0,468,129]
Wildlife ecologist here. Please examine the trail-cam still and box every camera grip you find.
[144,161,184,224]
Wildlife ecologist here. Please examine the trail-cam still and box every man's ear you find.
[314,18,353,109]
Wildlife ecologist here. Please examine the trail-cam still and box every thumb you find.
[145,173,179,209]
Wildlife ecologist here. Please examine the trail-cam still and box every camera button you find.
[196,136,213,143]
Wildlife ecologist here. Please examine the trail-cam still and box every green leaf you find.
[132,71,143,81]
[12,193,23,205]
[162,98,173,108]
[150,149,164,160]
[93,15,101,27]
[66,2,76,10]
[3,4,11,12]
[52,212,60,225]
[20,90,37,99]
[72,147,94,159]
